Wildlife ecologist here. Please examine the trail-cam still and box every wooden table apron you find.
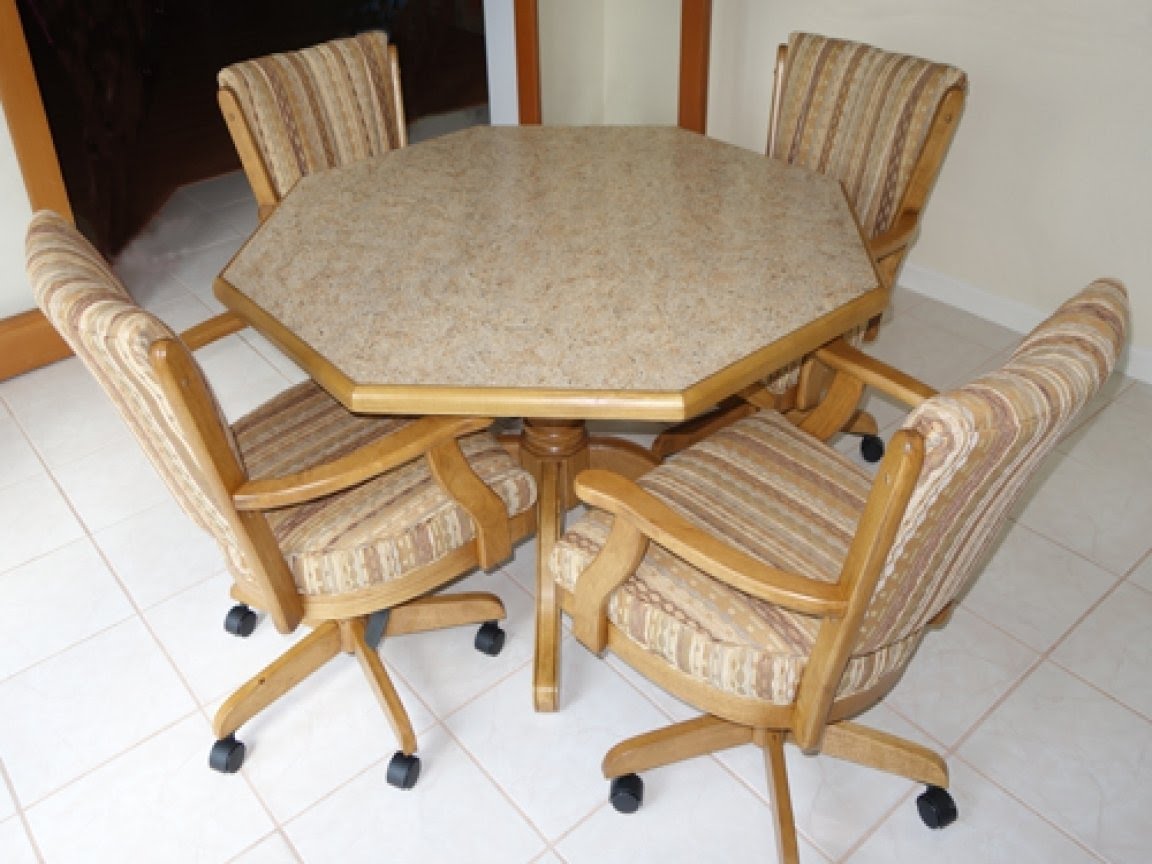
[215,125,885,712]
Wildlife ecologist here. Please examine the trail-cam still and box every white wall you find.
[482,0,519,124]
[602,0,680,124]
[0,106,34,317]
[538,0,680,125]
[707,0,1152,368]
[539,0,606,124]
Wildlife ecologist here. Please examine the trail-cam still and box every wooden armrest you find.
[574,470,849,618]
[179,312,248,350]
[232,415,493,510]
[425,434,515,569]
[814,340,937,409]
[567,515,650,652]
[868,214,919,263]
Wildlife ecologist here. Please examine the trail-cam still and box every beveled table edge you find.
[215,272,888,422]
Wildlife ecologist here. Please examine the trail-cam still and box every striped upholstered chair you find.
[218,30,407,221]
[27,211,536,789]
[653,33,967,462]
[551,280,1127,861]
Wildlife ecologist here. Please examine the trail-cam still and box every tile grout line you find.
[224,828,305,864]
[0,757,46,863]
[947,751,1113,864]
[79,508,299,846]
[2,283,340,850]
[13,708,202,812]
[434,717,561,856]
[961,564,1152,726]
[237,614,549,857]
[996,516,1138,590]
[901,568,1144,859]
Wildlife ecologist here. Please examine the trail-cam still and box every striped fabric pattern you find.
[552,281,1127,706]
[552,411,919,705]
[27,213,260,594]
[218,30,404,201]
[27,212,536,606]
[762,33,966,395]
[773,32,967,241]
[859,279,1129,650]
[234,384,536,596]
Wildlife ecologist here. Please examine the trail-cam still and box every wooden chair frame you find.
[766,44,968,296]
[162,313,535,758]
[563,342,947,862]
[170,313,534,755]
[652,40,966,461]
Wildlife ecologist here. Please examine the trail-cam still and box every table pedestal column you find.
[513,419,661,711]
[520,419,590,712]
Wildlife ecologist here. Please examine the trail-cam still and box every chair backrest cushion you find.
[856,280,1129,652]
[772,32,966,240]
[26,212,256,586]
[218,30,404,201]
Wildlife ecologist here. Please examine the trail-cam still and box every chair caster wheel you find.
[860,434,885,463]
[209,734,246,773]
[386,751,421,790]
[474,621,506,656]
[916,785,958,829]
[609,773,644,814]
[224,604,258,637]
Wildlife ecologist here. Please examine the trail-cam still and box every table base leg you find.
[515,420,660,712]
[533,461,563,712]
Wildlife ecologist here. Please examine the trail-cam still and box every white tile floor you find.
[2,167,1151,864]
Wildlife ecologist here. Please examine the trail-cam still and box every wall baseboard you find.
[901,264,1151,386]
[0,308,71,381]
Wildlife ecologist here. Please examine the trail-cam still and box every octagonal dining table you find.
[215,124,884,711]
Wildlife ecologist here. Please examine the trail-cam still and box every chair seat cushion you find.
[234,382,535,596]
[551,411,918,705]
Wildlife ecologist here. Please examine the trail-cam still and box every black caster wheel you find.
[224,604,258,637]
[209,734,246,773]
[916,785,958,829]
[386,751,421,790]
[609,773,644,814]
[474,621,506,656]
[860,434,885,463]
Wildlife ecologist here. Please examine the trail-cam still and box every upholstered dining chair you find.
[551,280,1127,862]
[27,211,536,789]
[652,32,967,463]
[218,30,407,221]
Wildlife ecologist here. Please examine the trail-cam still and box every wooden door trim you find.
[513,0,542,125]
[513,0,711,132]
[0,0,71,217]
[677,0,711,132]
[0,0,74,379]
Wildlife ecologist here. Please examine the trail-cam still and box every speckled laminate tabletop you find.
[218,125,880,418]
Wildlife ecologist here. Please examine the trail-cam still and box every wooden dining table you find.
[215,124,884,712]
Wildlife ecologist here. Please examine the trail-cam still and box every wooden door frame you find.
[513,0,711,132]
[0,0,73,380]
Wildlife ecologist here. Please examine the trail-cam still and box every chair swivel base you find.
[208,619,506,787]
[607,772,957,833]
